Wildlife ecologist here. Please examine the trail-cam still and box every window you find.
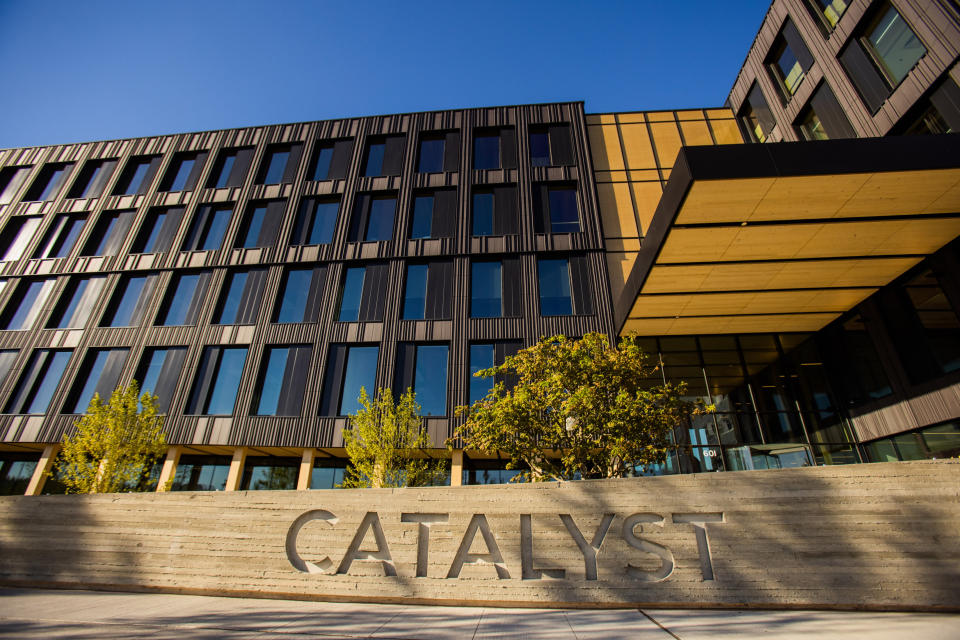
[394,343,448,416]
[0,452,37,496]
[362,135,406,177]
[206,147,255,189]
[273,266,327,323]
[81,210,136,256]
[136,347,187,413]
[473,127,516,170]
[469,342,522,404]
[1,278,56,330]
[806,0,848,32]
[738,84,776,143]
[311,459,347,489]
[101,274,157,327]
[471,186,517,236]
[256,143,303,185]
[158,151,207,192]
[131,207,184,254]
[0,350,19,388]
[157,271,210,326]
[532,184,580,233]
[24,162,74,201]
[0,166,32,204]
[46,276,107,329]
[67,158,118,199]
[5,349,72,414]
[214,269,268,325]
[253,345,312,415]
[766,20,814,100]
[33,214,86,259]
[236,200,286,249]
[528,124,573,167]
[0,216,42,261]
[409,189,456,239]
[796,83,856,140]
[186,347,248,415]
[335,263,387,323]
[291,197,339,245]
[112,156,162,196]
[182,204,232,251]
[170,455,231,491]
[402,261,453,320]
[320,344,379,416]
[348,194,396,242]
[471,261,502,318]
[537,255,594,316]
[240,457,300,490]
[307,138,354,181]
[863,4,926,86]
[65,348,129,413]
[417,131,460,173]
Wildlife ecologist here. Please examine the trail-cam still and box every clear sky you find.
[0,0,769,149]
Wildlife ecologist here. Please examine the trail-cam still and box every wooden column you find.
[24,444,60,496]
[297,448,315,490]
[224,447,247,491]
[450,449,464,487]
[155,446,182,492]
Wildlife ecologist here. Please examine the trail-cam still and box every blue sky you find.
[0,1,769,149]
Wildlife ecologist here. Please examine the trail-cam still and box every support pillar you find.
[24,444,60,496]
[224,447,247,491]
[297,448,315,490]
[450,449,464,487]
[155,446,182,492]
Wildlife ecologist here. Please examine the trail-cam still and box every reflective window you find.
[34,215,86,259]
[158,272,207,326]
[810,0,847,29]
[291,198,338,245]
[548,187,579,233]
[2,279,56,330]
[6,349,72,414]
[67,348,129,413]
[207,147,254,189]
[254,345,311,416]
[469,344,495,405]
[402,264,429,320]
[530,130,550,167]
[338,267,365,322]
[418,136,445,173]
[538,258,572,316]
[311,145,335,180]
[311,459,347,489]
[0,166,32,205]
[103,275,153,327]
[274,267,324,324]
[214,270,266,325]
[260,148,290,184]
[410,195,433,239]
[68,159,118,199]
[472,192,494,236]
[170,455,231,491]
[474,134,500,170]
[83,210,136,256]
[237,203,268,248]
[136,347,187,413]
[339,346,378,415]
[364,142,385,176]
[240,457,299,490]
[183,205,232,251]
[187,347,248,415]
[25,163,73,201]
[770,39,804,97]
[164,155,197,192]
[471,261,502,318]
[47,276,106,329]
[0,453,39,496]
[308,139,353,181]
[798,109,828,140]
[132,207,183,254]
[413,344,448,416]
[365,197,395,241]
[0,216,42,261]
[112,156,159,196]
[864,4,926,86]
[0,350,18,387]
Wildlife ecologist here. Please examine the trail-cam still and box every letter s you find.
[622,513,674,582]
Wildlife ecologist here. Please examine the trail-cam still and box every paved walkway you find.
[1,588,959,639]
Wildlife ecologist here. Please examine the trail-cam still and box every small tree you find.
[54,382,167,494]
[455,332,705,482]
[340,387,446,488]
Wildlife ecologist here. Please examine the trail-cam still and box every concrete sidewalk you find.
[0,588,959,639]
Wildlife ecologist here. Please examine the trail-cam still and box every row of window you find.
[0,339,525,418]
[0,124,576,207]
[740,2,932,142]
[0,183,581,263]
[0,254,593,333]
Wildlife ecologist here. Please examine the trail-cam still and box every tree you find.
[455,332,705,482]
[53,382,168,494]
[340,387,446,488]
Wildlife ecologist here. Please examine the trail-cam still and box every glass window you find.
[25,163,73,201]
[538,258,572,316]
[530,131,550,167]
[187,347,248,415]
[770,39,805,97]
[0,350,18,387]
[170,455,231,491]
[365,197,395,242]
[0,166,32,204]
[113,156,158,196]
[338,267,365,322]
[6,349,72,414]
[921,422,960,456]
[472,192,494,236]
[2,279,56,330]
[473,133,500,170]
[274,267,323,324]
[292,198,339,245]
[798,109,828,140]
[259,148,290,184]
[0,216,42,261]
[68,158,118,199]
[311,459,347,489]
[137,347,186,413]
[0,453,39,496]
[339,346,379,415]
[810,0,847,29]
[183,205,232,251]
[103,275,152,327]
[158,272,206,326]
[238,203,267,248]
[363,141,385,176]
[214,270,265,325]
[410,195,433,239]
[413,344,448,416]
[469,344,495,405]
[163,154,197,192]
[548,187,579,233]
[34,215,86,259]
[310,144,335,181]
[67,348,128,413]
[863,4,926,86]
[83,210,135,256]
[132,207,183,254]
[240,457,299,490]
[47,276,106,329]
[402,264,428,320]
[418,136,445,173]
[471,261,502,318]
[254,345,311,416]
[902,269,960,377]
[207,147,253,189]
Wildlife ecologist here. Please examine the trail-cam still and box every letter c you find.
[286,509,339,574]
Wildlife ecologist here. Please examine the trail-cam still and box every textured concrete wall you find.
[0,460,958,610]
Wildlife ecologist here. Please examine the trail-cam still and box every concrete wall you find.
[0,460,958,611]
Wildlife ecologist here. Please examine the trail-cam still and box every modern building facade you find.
[0,0,958,495]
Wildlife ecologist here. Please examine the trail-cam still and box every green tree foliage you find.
[54,382,168,494]
[456,332,704,482]
[341,387,446,488]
